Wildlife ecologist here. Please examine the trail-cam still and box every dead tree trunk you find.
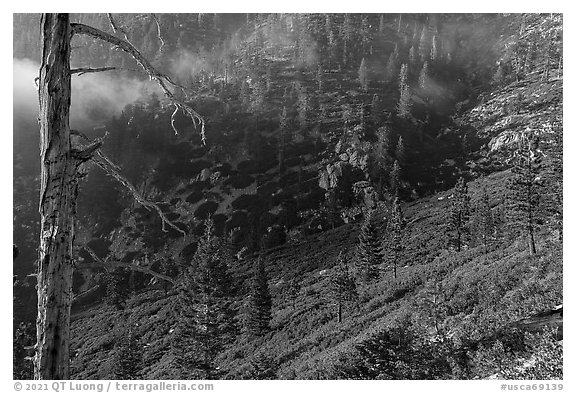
[34,12,204,380]
[35,13,76,380]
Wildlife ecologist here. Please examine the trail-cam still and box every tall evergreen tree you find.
[356,212,382,282]
[287,278,301,309]
[111,323,142,380]
[385,51,397,83]
[390,159,402,198]
[430,35,439,63]
[387,197,406,279]
[506,132,544,255]
[328,252,358,322]
[172,219,237,379]
[448,177,471,252]
[104,267,129,310]
[245,257,273,337]
[395,136,407,165]
[474,186,495,255]
[296,84,309,132]
[418,61,430,91]
[544,125,563,241]
[397,85,412,119]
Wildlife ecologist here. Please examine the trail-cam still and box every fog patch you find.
[13,57,156,129]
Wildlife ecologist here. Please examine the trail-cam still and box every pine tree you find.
[372,126,393,196]
[172,219,237,379]
[329,252,358,322]
[246,352,279,379]
[506,132,544,255]
[543,125,563,241]
[385,52,397,83]
[395,136,407,165]
[358,58,369,92]
[409,45,417,64]
[474,186,495,254]
[287,278,301,309]
[430,35,439,63]
[418,61,430,91]
[387,197,406,279]
[397,85,412,119]
[399,63,409,87]
[245,257,272,337]
[449,177,471,252]
[397,63,411,118]
[111,323,142,380]
[370,94,382,124]
[104,267,129,310]
[356,212,382,282]
[296,85,309,131]
[390,159,402,198]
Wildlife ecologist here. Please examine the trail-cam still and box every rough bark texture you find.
[35,13,76,380]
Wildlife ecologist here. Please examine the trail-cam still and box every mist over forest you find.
[13,13,562,381]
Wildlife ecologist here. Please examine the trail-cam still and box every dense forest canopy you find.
[13,13,562,380]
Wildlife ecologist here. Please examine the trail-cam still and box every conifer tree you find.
[172,218,237,379]
[387,197,406,279]
[358,58,369,92]
[385,50,397,83]
[296,85,309,131]
[397,85,412,119]
[245,258,273,337]
[287,278,301,309]
[112,323,142,380]
[409,45,417,64]
[390,159,402,198]
[395,136,407,165]
[371,126,392,196]
[370,94,382,125]
[430,35,439,63]
[418,26,429,61]
[329,252,358,322]
[418,61,430,91]
[399,63,409,87]
[246,352,279,379]
[544,125,563,241]
[104,267,129,310]
[356,212,382,282]
[506,132,544,255]
[397,64,411,119]
[474,186,495,254]
[449,177,471,252]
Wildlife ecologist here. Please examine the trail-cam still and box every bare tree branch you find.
[81,246,177,285]
[107,13,132,45]
[150,14,165,59]
[71,66,117,76]
[71,130,186,236]
[71,21,206,142]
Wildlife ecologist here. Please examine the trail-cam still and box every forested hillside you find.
[13,13,562,380]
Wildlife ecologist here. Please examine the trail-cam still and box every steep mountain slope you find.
[13,13,562,380]
[68,169,562,379]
